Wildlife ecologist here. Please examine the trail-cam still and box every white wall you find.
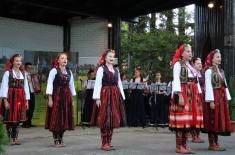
[70,17,108,58]
[0,17,63,52]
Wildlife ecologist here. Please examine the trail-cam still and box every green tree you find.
[121,7,193,82]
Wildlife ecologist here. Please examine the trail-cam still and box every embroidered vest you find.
[8,70,24,88]
[211,66,226,89]
[180,61,188,83]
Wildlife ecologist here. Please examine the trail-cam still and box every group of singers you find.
[0,45,232,153]
[82,67,171,128]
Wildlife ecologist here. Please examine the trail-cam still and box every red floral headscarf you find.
[172,44,186,65]
[204,49,220,71]
[99,49,115,66]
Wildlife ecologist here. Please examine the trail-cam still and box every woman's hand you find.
[4,99,9,109]
[26,101,29,109]
[96,99,101,108]
[48,96,53,108]
[178,94,184,107]
[210,102,215,110]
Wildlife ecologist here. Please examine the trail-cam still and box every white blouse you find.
[205,69,231,102]
[129,78,149,90]
[0,70,30,100]
[46,68,76,96]
[92,66,125,100]
[172,61,201,93]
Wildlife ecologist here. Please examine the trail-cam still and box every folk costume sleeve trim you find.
[92,67,103,100]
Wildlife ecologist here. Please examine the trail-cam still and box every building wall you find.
[70,17,108,58]
[0,17,63,52]
[195,0,234,79]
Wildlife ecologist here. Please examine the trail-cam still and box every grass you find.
[0,123,7,153]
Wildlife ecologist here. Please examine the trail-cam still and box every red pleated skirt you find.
[191,92,204,129]
[91,86,126,129]
[1,88,27,123]
[203,86,231,135]
[169,81,199,131]
[45,86,74,132]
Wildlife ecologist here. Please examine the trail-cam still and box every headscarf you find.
[172,44,186,65]
[99,49,115,66]
[51,52,68,69]
[204,49,220,71]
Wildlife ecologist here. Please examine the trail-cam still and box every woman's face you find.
[58,54,68,67]
[182,46,192,61]
[155,73,161,81]
[89,72,96,80]
[212,52,221,65]
[194,59,202,71]
[13,56,22,69]
[134,70,141,77]
[105,52,115,65]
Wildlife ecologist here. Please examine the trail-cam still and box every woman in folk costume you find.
[203,49,231,151]
[45,52,76,148]
[190,58,204,143]
[0,54,30,145]
[169,44,202,154]
[91,49,126,151]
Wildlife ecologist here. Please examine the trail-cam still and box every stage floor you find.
[2,127,235,155]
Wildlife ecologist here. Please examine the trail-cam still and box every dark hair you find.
[133,66,143,82]
[25,62,32,67]
[192,57,201,64]
[87,69,95,76]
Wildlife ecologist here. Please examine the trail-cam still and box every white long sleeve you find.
[118,71,125,100]
[0,71,30,100]
[92,67,103,100]
[69,70,76,96]
[172,62,181,93]
[46,68,57,95]
[24,74,30,100]
[0,71,9,98]
[205,69,214,102]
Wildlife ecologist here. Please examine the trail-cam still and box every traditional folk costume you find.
[45,67,76,146]
[0,69,30,143]
[190,70,204,143]
[81,80,95,125]
[127,78,146,127]
[169,45,202,153]
[203,50,231,151]
[150,82,169,126]
[91,65,126,150]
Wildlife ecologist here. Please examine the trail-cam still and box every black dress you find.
[127,78,146,127]
[150,88,169,126]
[81,81,94,125]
